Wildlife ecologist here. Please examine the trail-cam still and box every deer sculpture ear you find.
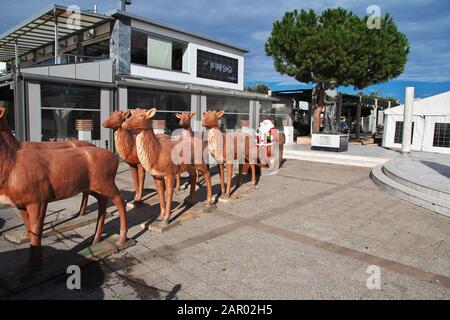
[190,112,196,119]
[145,108,157,119]
[217,111,225,119]
[175,113,182,119]
[0,107,6,119]
[123,111,131,118]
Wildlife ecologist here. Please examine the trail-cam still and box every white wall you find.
[130,20,245,91]
[383,114,450,154]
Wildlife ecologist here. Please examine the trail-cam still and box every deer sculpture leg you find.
[129,165,141,202]
[175,174,182,192]
[225,163,234,198]
[186,168,197,205]
[78,192,89,217]
[238,164,244,188]
[218,164,226,195]
[163,175,175,225]
[110,189,128,248]
[19,208,31,236]
[200,167,213,208]
[137,164,146,201]
[154,178,166,220]
[92,195,108,244]
[26,202,48,273]
[250,164,257,187]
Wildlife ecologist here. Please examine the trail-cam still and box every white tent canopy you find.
[384,91,450,116]
[383,91,450,154]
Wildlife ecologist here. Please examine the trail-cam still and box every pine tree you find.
[265,8,409,90]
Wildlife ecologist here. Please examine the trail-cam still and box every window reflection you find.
[41,83,101,141]
[42,109,100,141]
[128,87,191,134]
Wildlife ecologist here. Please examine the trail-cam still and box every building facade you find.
[0,4,291,148]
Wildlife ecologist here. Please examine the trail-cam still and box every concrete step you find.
[284,149,389,168]
[370,165,450,217]
[383,161,450,204]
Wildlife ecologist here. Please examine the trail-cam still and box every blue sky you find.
[1,0,449,102]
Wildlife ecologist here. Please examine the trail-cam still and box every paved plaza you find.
[0,159,449,300]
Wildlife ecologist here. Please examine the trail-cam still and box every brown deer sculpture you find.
[174,112,196,192]
[103,111,146,203]
[0,107,128,273]
[202,110,257,199]
[0,106,93,216]
[122,108,212,225]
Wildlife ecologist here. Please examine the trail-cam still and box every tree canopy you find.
[245,83,271,94]
[265,8,409,90]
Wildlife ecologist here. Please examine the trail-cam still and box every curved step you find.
[371,165,450,217]
[383,162,450,203]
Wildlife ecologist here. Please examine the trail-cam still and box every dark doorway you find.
[0,84,15,131]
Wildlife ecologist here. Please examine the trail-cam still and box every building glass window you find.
[41,83,101,141]
[207,96,249,131]
[394,121,414,144]
[131,29,188,72]
[128,87,191,134]
[83,39,110,60]
[259,100,290,130]
[433,123,450,148]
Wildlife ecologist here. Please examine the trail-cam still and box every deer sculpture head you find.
[122,108,157,132]
[202,110,225,129]
[103,111,131,129]
[176,112,196,128]
[0,107,10,132]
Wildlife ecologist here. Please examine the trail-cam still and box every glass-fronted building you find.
[0,4,292,148]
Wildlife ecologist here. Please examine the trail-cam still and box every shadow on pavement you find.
[421,160,450,179]
[0,240,182,300]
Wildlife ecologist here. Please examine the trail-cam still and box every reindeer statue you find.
[103,111,146,204]
[0,106,94,216]
[202,110,257,199]
[0,107,128,274]
[122,108,212,225]
[174,112,197,192]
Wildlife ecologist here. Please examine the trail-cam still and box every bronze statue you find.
[323,81,339,134]
[312,81,339,134]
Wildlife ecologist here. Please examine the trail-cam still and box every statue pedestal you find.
[311,134,349,152]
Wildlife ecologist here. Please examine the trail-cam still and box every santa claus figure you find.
[257,119,276,144]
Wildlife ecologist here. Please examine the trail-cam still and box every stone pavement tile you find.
[83,286,119,300]
[425,255,450,278]
[169,256,209,273]
[10,286,46,300]
[139,252,174,271]
[115,278,186,300]
[0,287,9,299]
[156,265,202,289]
[182,281,233,300]
[434,239,450,259]
[116,261,153,278]
[125,242,153,258]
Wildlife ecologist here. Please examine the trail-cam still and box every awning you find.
[0,4,111,62]
[118,75,279,102]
